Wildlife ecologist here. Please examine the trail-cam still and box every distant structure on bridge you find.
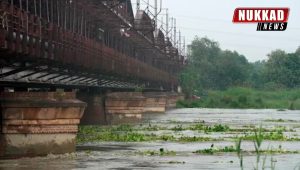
[0,0,185,91]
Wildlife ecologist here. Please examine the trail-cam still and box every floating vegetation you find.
[241,130,300,141]
[137,148,177,156]
[159,161,186,164]
[77,126,220,143]
[171,125,185,131]
[178,136,220,142]
[77,123,299,144]
[264,119,298,123]
[194,146,237,155]
[189,124,230,132]
[142,124,168,131]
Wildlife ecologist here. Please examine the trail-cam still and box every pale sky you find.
[135,0,300,62]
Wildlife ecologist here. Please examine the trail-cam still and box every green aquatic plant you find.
[137,148,177,156]
[211,124,230,132]
[270,157,277,170]
[264,119,298,123]
[235,138,244,170]
[178,136,218,142]
[143,124,167,131]
[194,145,237,155]
[188,124,230,132]
[241,129,290,141]
[171,124,184,131]
[159,161,186,164]
[253,125,264,170]
[159,135,176,141]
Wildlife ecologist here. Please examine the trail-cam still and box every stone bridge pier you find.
[0,92,86,158]
[77,91,107,125]
[105,92,184,125]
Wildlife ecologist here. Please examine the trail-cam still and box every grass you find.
[177,87,300,110]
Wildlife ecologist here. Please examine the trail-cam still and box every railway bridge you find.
[0,0,184,158]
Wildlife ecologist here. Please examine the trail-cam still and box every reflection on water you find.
[1,108,300,170]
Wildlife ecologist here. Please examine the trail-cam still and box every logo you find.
[233,8,290,31]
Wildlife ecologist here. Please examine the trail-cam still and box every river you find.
[1,109,300,170]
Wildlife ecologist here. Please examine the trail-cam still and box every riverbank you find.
[177,87,300,110]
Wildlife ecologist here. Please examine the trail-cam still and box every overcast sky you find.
[136,0,300,62]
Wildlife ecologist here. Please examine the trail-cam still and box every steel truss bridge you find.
[0,0,185,91]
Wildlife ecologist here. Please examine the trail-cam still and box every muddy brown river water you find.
[1,108,300,170]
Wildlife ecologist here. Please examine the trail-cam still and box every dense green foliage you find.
[180,37,250,96]
[180,37,300,97]
[177,87,300,109]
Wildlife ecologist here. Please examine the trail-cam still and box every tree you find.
[248,60,267,88]
[265,49,300,88]
[180,37,250,94]
[215,50,250,89]
[179,66,200,98]
[295,46,300,56]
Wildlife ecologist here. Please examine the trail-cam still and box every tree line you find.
[180,37,300,97]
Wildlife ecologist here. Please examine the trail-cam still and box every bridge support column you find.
[143,92,167,113]
[166,92,185,109]
[77,92,107,125]
[104,92,184,125]
[0,92,86,158]
[105,92,146,125]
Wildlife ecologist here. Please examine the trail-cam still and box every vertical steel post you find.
[64,0,67,30]
[183,37,186,56]
[173,18,176,46]
[26,0,28,34]
[179,30,181,54]
[46,0,49,22]
[57,0,60,26]
[39,0,42,39]
[73,1,76,32]
[136,0,140,11]
[19,0,23,28]
[170,17,173,42]
[166,8,169,37]
[154,0,157,29]
[34,0,37,15]
[80,9,83,35]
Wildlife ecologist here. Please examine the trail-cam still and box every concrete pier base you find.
[0,92,86,158]
[105,92,183,124]
[77,92,107,125]
[166,92,184,109]
[143,92,167,113]
[105,92,145,125]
